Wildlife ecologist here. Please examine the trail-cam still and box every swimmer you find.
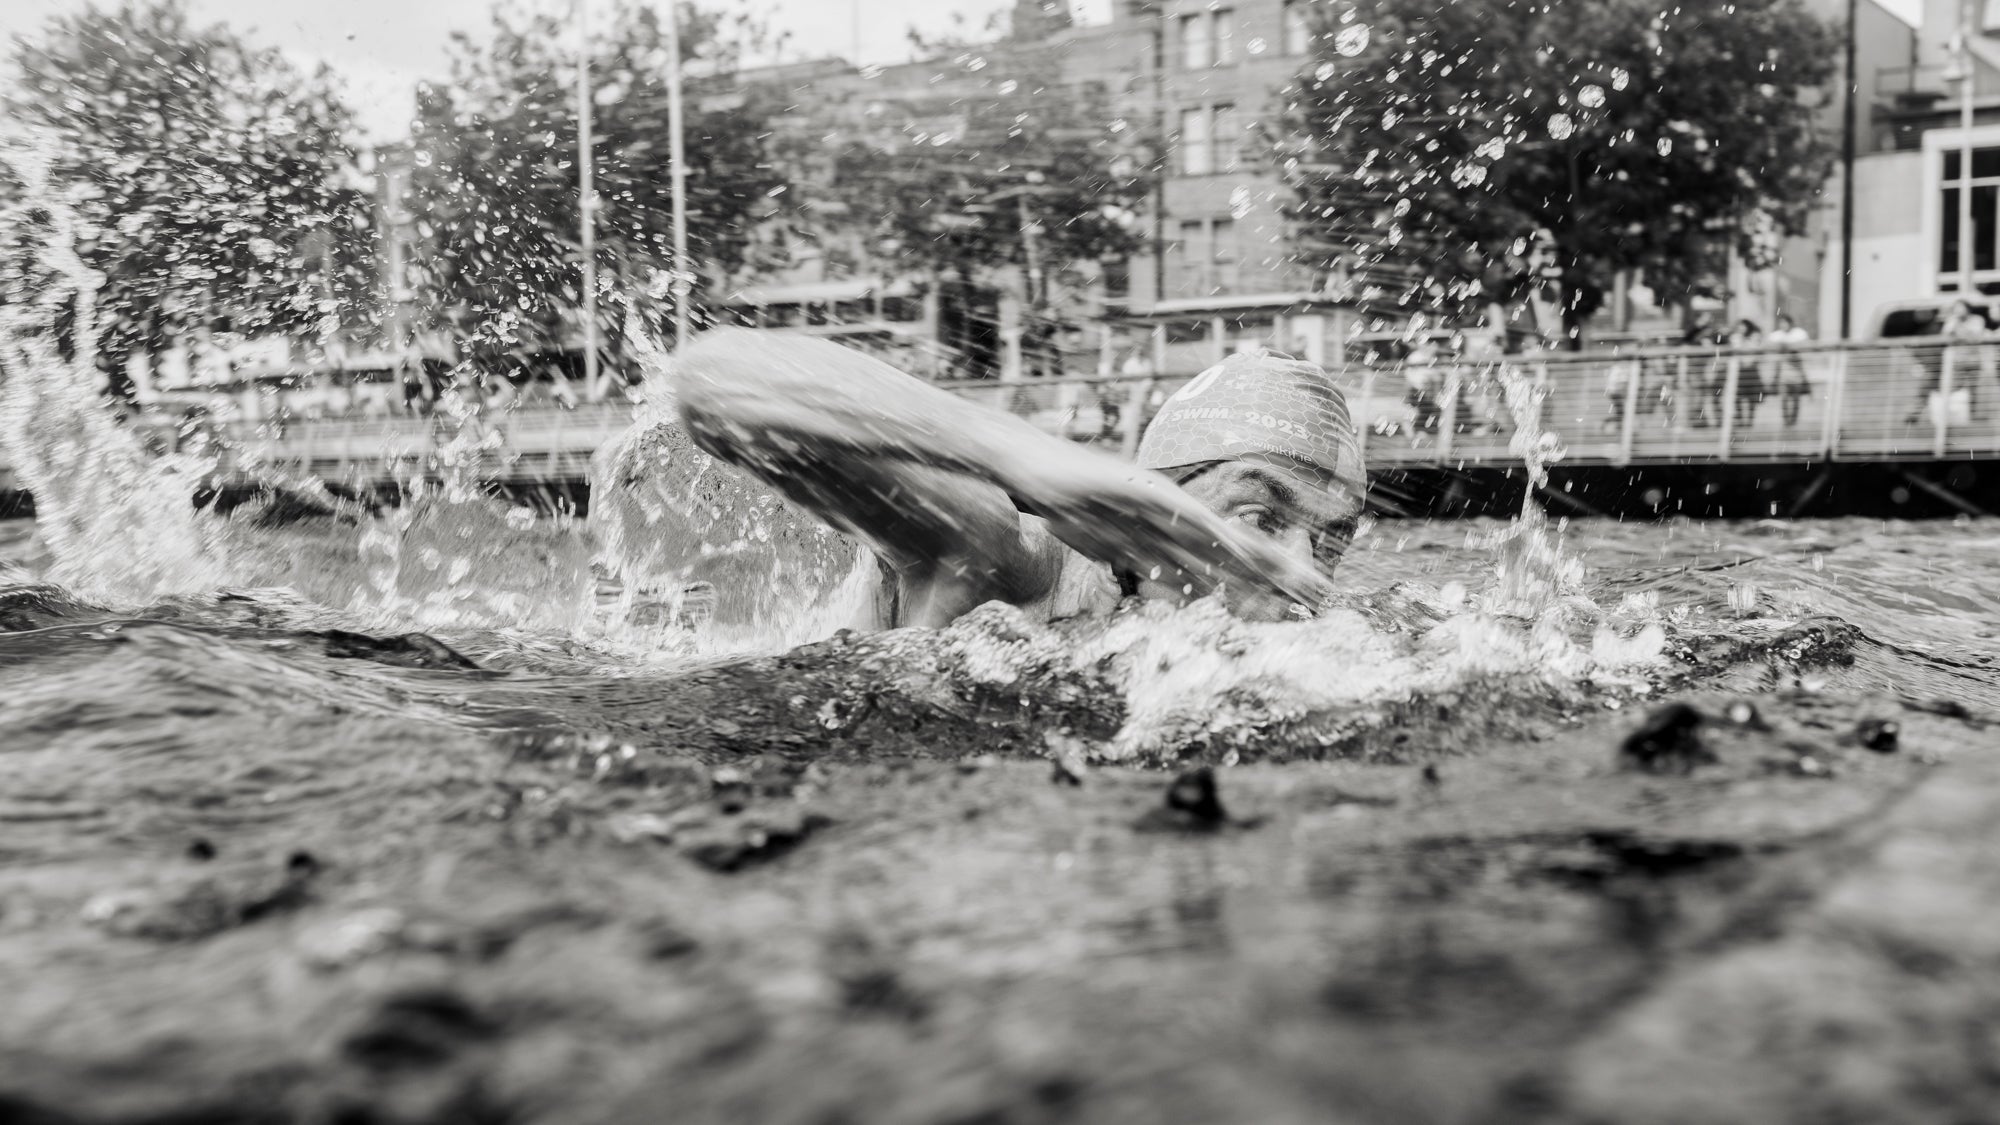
[673,330,1365,629]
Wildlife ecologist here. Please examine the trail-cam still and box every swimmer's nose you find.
[1271,523,1314,566]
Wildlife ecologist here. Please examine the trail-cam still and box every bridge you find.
[6,339,1997,517]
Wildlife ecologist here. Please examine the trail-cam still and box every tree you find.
[6,0,373,386]
[1272,0,1839,344]
[825,20,1153,377]
[405,0,786,369]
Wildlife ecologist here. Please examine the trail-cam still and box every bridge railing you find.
[95,339,2000,481]
[945,339,2000,467]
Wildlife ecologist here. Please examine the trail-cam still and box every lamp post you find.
[1839,0,1856,337]
[667,1,691,352]
[575,0,599,399]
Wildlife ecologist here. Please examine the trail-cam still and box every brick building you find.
[722,0,1390,380]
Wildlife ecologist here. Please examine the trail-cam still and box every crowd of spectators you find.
[1614,312,1821,433]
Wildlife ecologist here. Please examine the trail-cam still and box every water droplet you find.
[1656,137,1673,156]
[1315,61,1337,82]
[998,79,1019,95]
[1577,84,1606,109]
[1335,25,1370,57]
[1548,113,1574,141]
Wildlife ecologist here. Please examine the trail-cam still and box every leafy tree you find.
[6,0,373,386]
[406,0,785,368]
[823,8,1153,376]
[1272,0,1839,343]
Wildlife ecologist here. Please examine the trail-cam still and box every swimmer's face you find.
[1136,458,1363,622]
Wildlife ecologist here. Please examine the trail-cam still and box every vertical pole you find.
[1822,346,1848,457]
[1719,354,1740,458]
[1675,354,1690,432]
[575,0,598,400]
[1121,377,1152,458]
[1937,348,1957,456]
[1840,0,1858,338]
[1436,367,1459,462]
[667,0,692,354]
[1355,364,1377,466]
[1000,293,1024,383]
[1150,15,1168,303]
[1151,322,1167,378]
[1019,192,1043,377]
[1960,0,1977,298]
[1618,357,1642,463]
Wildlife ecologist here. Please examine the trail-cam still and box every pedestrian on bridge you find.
[1728,319,1766,430]
[1767,314,1812,428]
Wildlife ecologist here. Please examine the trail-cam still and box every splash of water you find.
[1477,353,1587,618]
[0,134,601,638]
[585,318,878,653]
[0,139,227,604]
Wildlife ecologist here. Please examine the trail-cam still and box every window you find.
[1178,103,1238,176]
[1102,257,1131,301]
[1208,218,1239,292]
[1179,8,1234,69]
[1939,145,2000,286]
[1172,218,1241,297]
[1282,0,1315,56]
[1179,13,1210,69]
[1180,106,1213,175]
[1175,220,1204,287]
[1211,104,1238,171]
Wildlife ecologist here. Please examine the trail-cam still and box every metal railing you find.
[48,339,2000,486]
[950,339,2000,467]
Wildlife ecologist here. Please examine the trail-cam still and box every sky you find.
[0,0,1112,140]
[0,0,1917,141]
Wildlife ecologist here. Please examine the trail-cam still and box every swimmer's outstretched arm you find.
[672,330,1333,613]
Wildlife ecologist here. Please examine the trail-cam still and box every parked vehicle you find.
[1867,297,1998,339]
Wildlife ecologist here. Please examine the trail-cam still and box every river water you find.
[5,505,1998,753]
[9,370,2000,1123]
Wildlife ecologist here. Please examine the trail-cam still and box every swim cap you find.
[1137,349,1363,494]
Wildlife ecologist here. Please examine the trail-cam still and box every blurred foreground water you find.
[9,497,2000,1124]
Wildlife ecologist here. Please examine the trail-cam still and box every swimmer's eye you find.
[1228,504,1283,535]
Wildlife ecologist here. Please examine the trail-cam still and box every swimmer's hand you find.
[673,330,1333,610]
